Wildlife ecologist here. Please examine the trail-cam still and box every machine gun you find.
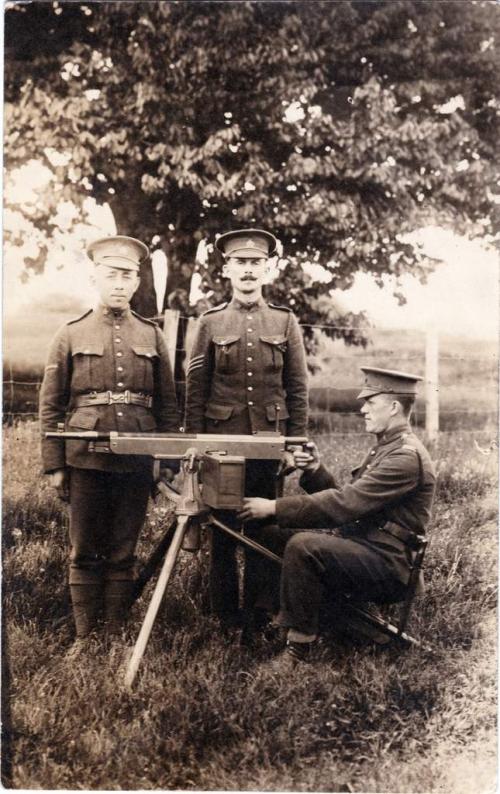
[47,429,428,683]
[46,429,308,684]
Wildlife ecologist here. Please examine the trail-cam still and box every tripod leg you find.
[132,518,177,604]
[124,514,189,688]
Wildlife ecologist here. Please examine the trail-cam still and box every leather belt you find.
[382,521,423,550]
[74,391,153,408]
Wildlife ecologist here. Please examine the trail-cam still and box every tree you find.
[4,0,499,341]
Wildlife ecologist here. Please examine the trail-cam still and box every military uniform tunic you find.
[267,422,436,634]
[40,305,180,584]
[185,296,308,435]
[185,296,309,623]
[41,305,179,472]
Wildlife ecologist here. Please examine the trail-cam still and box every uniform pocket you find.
[71,343,104,391]
[260,335,287,371]
[213,336,240,374]
[204,403,235,422]
[265,401,290,422]
[67,408,99,430]
[132,345,159,392]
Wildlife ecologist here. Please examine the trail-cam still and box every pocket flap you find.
[260,335,287,347]
[72,343,104,356]
[132,345,158,358]
[67,408,99,430]
[212,336,240,346]
[265,401,290,421]
[205,403,235,420]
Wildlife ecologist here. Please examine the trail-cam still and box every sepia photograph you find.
[2,1,498,791]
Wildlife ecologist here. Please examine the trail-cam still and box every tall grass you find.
[2,421,497,791]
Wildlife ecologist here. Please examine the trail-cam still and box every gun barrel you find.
[45,430,111,441]
[44,430,309,460]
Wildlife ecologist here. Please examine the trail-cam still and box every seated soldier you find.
[239,367,436,666]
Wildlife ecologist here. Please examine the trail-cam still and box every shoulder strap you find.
[203,302,227,316]
[67,309,93,325]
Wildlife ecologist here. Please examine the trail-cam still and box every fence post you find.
[162,309,181,373]
[425,328,439,442]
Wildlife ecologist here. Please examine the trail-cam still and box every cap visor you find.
[225,249,268,259]
[95,258,139,271]
[356,388,380,400]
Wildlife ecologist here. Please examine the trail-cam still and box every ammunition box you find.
[200,453,245,509]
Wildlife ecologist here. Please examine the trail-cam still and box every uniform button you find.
[247,356,253,362]
[117,411,123,417]
[248,401,254,406]
[247,315,253,321]
[116,352,123,357]
[247,328,253,333]
[117,382,124,387]
[247,386,253,391]
[115,337,121,343]
[370,450,376,455]
[248,371,253,376]
[117,366,124,372]
[115,325,120,330]
[247,342,253,347]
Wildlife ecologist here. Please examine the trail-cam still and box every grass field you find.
[2,421,498,792]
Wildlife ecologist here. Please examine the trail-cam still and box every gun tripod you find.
[124,449,284,687]
[125,450,429,687]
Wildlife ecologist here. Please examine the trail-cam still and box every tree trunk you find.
[108,194,158,319]
[161,237,197,314]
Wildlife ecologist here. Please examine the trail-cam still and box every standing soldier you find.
[40,236,180,652]
[185,229,309,634]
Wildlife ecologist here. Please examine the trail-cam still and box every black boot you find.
[104,580,134,635]
[69,583,103,638]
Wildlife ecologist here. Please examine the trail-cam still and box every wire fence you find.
[3,318,497,434]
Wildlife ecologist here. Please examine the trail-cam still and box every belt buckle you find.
[107,390,128,404]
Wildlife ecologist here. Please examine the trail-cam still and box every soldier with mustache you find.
[185,229,308,636]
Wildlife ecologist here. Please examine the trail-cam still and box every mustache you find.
[241,275,258,281]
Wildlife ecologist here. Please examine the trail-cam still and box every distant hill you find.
[3,309,497,430]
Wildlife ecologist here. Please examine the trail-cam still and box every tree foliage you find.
[4,0,499,337]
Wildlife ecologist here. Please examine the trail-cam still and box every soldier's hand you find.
[277,450,296,477]
[48,468,70,502]
[293,442,321,472]
[159,466,177,483]
[239,498,276,521]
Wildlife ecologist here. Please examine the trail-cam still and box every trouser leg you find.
[68,467,109,586]
[243,523,297,616]
[68,467,152,634]
[105,470,152,581]
[209,510,240,626]
[277,532,399,636]
[242,460,281,617]
[68,468,110,634]
[104,470,152,631]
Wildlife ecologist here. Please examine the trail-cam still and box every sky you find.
[3,161,499,342]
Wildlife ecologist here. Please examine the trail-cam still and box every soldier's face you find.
[92,265,140,309]
[223,257,269,293]
[360,394,397,434]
